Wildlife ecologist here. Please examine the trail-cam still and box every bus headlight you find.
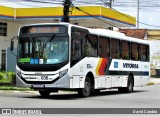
[16,70,22,78]
[59,69,68,78]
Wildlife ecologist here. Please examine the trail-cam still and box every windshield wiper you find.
[43,34,55,48]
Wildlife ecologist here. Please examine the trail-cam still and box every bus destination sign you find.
[21,25,66,34]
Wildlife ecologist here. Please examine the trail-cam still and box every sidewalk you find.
[150,77,160,84]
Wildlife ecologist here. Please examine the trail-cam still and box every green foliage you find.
[151,75,160,78]
[0,73,4,80]
[0,72,32,91]
[146,82,155,86]
[0,72,16,83]
[0,86,32,91]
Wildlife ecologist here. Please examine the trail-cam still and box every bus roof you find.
[19,22,69,28]
[19,23,149,45]
[89,28,149,45]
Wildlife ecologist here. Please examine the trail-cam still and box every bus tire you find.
[39,90,50,97]
[126,75,134,93]
[78,77,91,97]
[118,75,134,93]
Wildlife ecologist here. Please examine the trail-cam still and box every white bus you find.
[10,23,150,97]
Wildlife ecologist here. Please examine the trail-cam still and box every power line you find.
[74,6,119,28]
[3,0,160,28]
[100,0,160,28]
[22,0,63,4]
[5,0,63,7]
[9,0,131,28]
[4,0,35,7]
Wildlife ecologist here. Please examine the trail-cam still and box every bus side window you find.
[86,34,98,57]
[71,27,88,67]
[121,41,130,60]
[99,36,110,58]
[71,38,82,60]
[140,44,147,61]
[131,42,139,61]
[146,45,150,62]
[110,38,120,59]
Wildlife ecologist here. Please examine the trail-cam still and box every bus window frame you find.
[70,26,89,67]
[110,38,120,59]
[139,44,149,62]
[146,45,150,62]
[131,42,139,61]
[98,36,110,58]
[121,40,130,60]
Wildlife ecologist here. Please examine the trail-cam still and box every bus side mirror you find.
[10,40,14,51]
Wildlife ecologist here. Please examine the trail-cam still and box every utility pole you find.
[104,0,113,9]
[109,0,113,9]
[105,0,114,30]
[61,0,72,22]
[137,0,139,28]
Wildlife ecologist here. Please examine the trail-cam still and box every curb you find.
[0,90,39,94]
[149,78,160,85]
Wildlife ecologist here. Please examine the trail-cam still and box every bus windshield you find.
[18,34,69,65]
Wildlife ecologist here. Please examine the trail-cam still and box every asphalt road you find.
[0,84,160,108]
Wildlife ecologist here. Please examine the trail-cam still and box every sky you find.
[111,0,160,29]
[0,0,160,29]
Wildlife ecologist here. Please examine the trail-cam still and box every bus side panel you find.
[105,76,112,88]
[56,74,70,88]
[97,76,106,88]
[121,60,143,87]
[134,76,142,87]
[94,58,112,89]
[83,57,103,89]
[141,62,150,86]
[70,57,105,89]
[109,59,124,87]
[70,57,111,89]
[121,76,128,87]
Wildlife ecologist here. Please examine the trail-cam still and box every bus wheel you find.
[118,75,134,93]
[126,75,134,93]
[78,77,91,97]
[39,90,50,97]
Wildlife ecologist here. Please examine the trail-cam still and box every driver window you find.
[71,35,82,60]
[71,27,88,67]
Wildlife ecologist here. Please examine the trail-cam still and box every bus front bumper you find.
[16,74,71,89]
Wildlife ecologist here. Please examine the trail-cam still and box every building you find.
[119,29,148,40]
[148,30,160,76]
[0,4,136,71]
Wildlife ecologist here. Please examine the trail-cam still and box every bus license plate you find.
[33,84,44,88]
